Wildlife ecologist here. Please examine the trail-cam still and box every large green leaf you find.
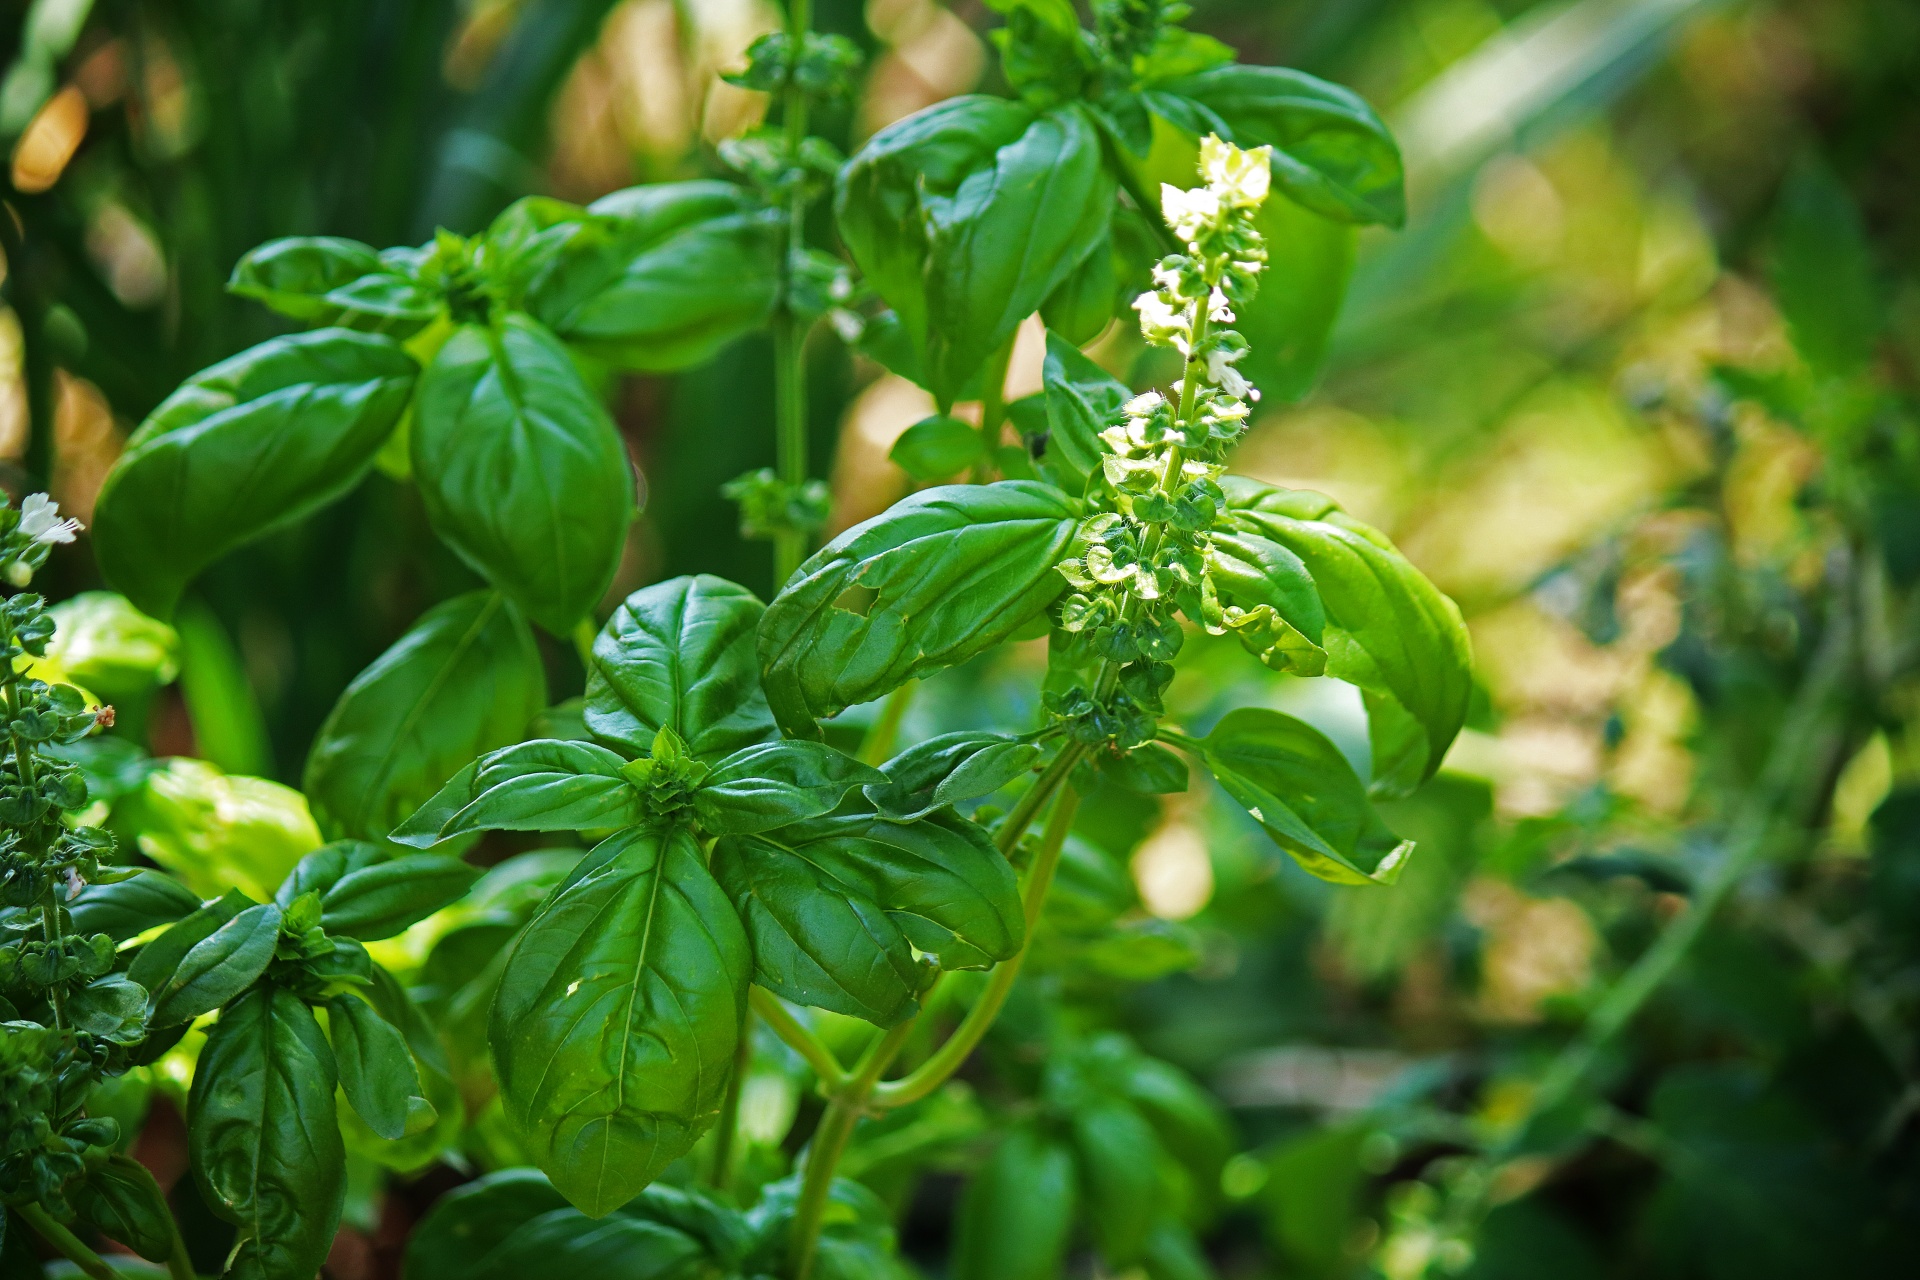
[392,739,644,848]
[72,1155,176,1264]
[93,329,417,620]
[759,481,1080,737]
[188,985,345,1280]
[404,1169,572,1279]
[1156,66,1404,227]
[920,104,1115,405]
[693,741,885,837]
[838,98,1114,404]
[412,314,637,635]
[730,806,1022,975]
[866,732,1042,821]
[839,96,1032,392]
[1200,708,1413,885]
[66,870,201,943]
[304,590,547,844]
[491,825,751,1216]
[1202,527,1328,675]
[526,181,781,372]
[1223,479,1471,795]
[952,1125,1079,1280]
[586,576,778,764]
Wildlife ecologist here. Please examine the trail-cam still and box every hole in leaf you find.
[834,584,878,617]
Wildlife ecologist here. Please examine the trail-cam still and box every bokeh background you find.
[3,0,1918,1277]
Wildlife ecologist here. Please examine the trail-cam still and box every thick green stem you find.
[790,1019,916,1280]
[709,1007,754,1191]
[750,986,846,1091]
[993,743,1084,857]
[857,683,914,766]
[571,616,597,674]
[871,778,1083,1109]
[19,1202,119,1280]
[771,0,815,588]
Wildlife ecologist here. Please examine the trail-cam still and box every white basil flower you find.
[19,493,82,545]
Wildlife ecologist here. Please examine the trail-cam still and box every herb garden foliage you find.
[11,2,1475,1277]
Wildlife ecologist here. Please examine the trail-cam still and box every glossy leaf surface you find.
[189,985,345,1280]
[1223,479,1472,795]
[1201,708,1413,885]
[586,575,777,763]
[94,329,417,619]
[329,992,432,1141]
[304,590,546,843]
[491,825,750,1215]
[693,740,885,836]
[760,482,1079,736]
[866,731,1042,820]
[392,739,643,847]
[412,314,636,635]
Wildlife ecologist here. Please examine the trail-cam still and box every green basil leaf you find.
[744,1176,904,1280]
[990,0,1095,104]
[482,195,594,307]
[93,329,418,620]
[476,1208,708,1280]
[228,236,438,335]
[1040,228,1119,346]
[404,1169,572,1279]
[329,991,432,1141]
[71,1154,175,1263]
[1203,526,1328,674]
[320,855,481,941]
[1117,1055,1233,1212]
[743,807,1022,973]
[586,575,778,764]
[392,740,643,848]
[1040,331,1130,494]
[919,103,1115,404]
[526,181,780,372]
[889,414,986,481]
[711,834,925,1027]
[412,314,638,635]
[67,976,150,1046]
[189,985,345,1280]
[304,590,547,844]
[1098,742,1189,794]
[1071,1097,1163,1265]
[952,1125,1078,1280]
[67,869,201,943]
[125,887,252,995]
[491,825,750,1215]
[343,963,464,1172]
[866,732,1042,820]
[1223,480,1473,795]
[1200,707,1413,885]
[150,901,282,1026]
[275,839,384,905]
[838,96,1035,399]
[759,482,1080,737]
[1158,65,1405,228]
[694,741,886,837]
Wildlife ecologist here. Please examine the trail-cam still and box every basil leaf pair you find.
[228,237,440,335]
[838,96,1115,406]
[274,839,481,940]
[1222,479,1474,797]
[397,575,1024,1214]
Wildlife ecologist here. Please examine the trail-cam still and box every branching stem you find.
[19,1202,118,1280]
[750,986,847,1092]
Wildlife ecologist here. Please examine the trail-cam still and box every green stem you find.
[771,0,815,588]
[790,1019,916,1280]
[993,743,1084,856]
[571,616,597,675]
[871,778,1082,1110]
[709,1008,754,1191]
[971,336,1017,483]
[18,1202,119,1280]
[749,986,846,1092]
[857,683,914,767]
[112,1157,194,1280]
